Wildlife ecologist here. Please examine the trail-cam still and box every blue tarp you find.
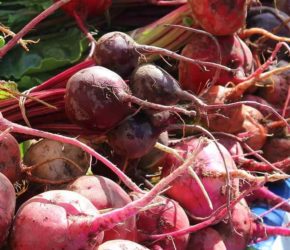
[248,179,290,250]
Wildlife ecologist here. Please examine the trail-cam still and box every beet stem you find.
[93,148,204,233]
[135,44,235,72]
[254,223,290,238]
[148,185,261,240]
[31,59,95,92]
[0,0,72,58]
[73,11,96,45]
[121,94,196,117]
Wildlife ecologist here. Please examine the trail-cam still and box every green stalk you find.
[130,4,196,61]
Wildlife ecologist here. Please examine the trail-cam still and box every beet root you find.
[94,32,140,78]
[262,137,290,163]
[55,0,112,18]
[10,190,104,250]
[186,227,226,250]
[214,199,253,250]
[65,66,133,132]
[107,113,162,159]
[23,138,91,183]
[0,132,21,183]
[132,194,190,250]
[0,173,16,248]
[179,35,253,94]
[188,0,247,35]
[67,175,136,241]
[161,137,239,219]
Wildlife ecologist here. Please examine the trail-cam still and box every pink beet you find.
[0,173,16,248]
[67,175,136,241]
[132,194,190,250]
[0,132,21,183]
[186,227,226,250]
[161,137,239,219]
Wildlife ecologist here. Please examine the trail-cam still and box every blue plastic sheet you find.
[248,179,290,250]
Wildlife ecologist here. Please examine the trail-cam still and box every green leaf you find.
[0,28,88,89]
[0,80,19,100]
[0,35,5,48]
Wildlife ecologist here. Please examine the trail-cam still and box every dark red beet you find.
[258,64,290,107]
[65,66,132,133]
[247,7,290,60]
[107,113,162,159]
[132,194,190,250]
[0,132,21,183]
[130,64,181,106]
[277,0,290,15]
[94,31,234,80]
[262,137,290,163]
[188,0,247,35]
[94,32,140,78]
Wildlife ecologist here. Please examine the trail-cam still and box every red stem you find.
[239,157,290,172]
[0,0,73,58]
[92,151,200,233]
[73,12,96,45]
[31,59,95,92]
[147,186,260,240]
[243,42,284,81]
[248,187,290,213]
[253,223,290,239]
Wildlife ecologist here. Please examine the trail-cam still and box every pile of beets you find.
[0,0,289,249]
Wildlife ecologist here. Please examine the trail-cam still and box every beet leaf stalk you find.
[0,0,72,58]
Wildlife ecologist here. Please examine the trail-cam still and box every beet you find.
[161,137,239,219]
[247,6,290,60]
[10,190,104,250]
[0,173,16,248]
[215,134,244,157]
[94,32,141,78]
[179,35,253,94]
[188,0,247,35]
[186,227,226,250]
[130,64,181,106]
[23,138,91,184]
[0,132,21,183]
[132,194,190,250]
[107,113,162,159]
[54,0,112,18]
[214,199,253,250]
[67,175,136,241]
[258,63,290,107]
[94,31,234,79]
[65,66,133,132]
[262,137,290,163]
